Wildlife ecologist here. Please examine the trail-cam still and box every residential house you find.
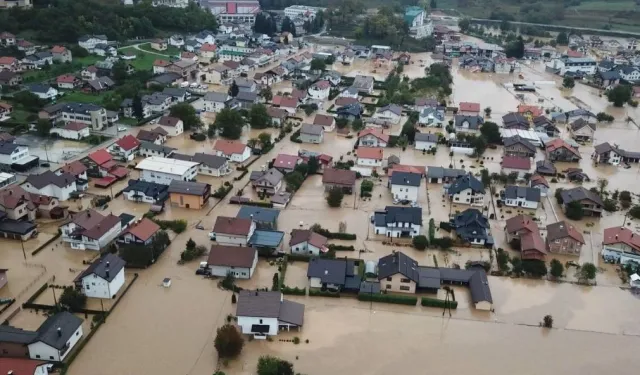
[502,112,529,130]
[122,179,169,204]
[377,251,422,293]
[373,206,422,238]
[73,253,125,299]
[51,45,72,63]
[322,168,356,194]
[501,155,532,178]
[336,103,363,121]
[502,185,541,209]
[172,152,230,177]
[55,74,81,90]
[351,75,374,94]
[109,135,140,162]
[356,147,383,168]
[592,142,640,165]
[418,107,445,127]
[291,88,308,104]
[87,76,115,93]
[313,114,335,132]
[237,206,280,230]
[233,91,258,109]
[0,71,22,87]
[118,217,161,247]
[273,154,301,174]
[28,84,58,101]
[0,358,51,374]
[203,92,230,113]
[156,116,184,137]
[454,115,483,133]
[414,133,438,151]
[136,129,167,145]
[0,57,19,72]
[49,122,90,140]
[601,226,640,263]
[533,115,560,137]
[22,52,52,68]
[0,141,39,172]
[517,104,543,121]
[595,70,621,88]
[56,161,88,192]
[207,245,258,279]
[560,186,603,217]
[0,185,63,222]
[373,104,402,124]
[505,214,538,244]
[529,174,550,197]
[545,138,581,162]
[266,107,288,127]
[546,221,584,256]
[80,66,98,81]
[40,102,108,130]
[503,135,536,158]
[425,166,466,184]
[518,229,547,260]
[340,87,359,100]
[389,171,421,202]
[213,140,251,163]
[251,168,283,196]
[458,102,480,116]
[92,44,116,57]
[152,59,172,75]
[136,156,199,185]
[447,173,485,206]
[150,39,167,51]
[141,93,172,114]
[210,216,256,246]
[451,208,492,246]
[138,141,175,158]
[307,258,361,292]
[235,291,304,339]
[0,32,16,47]
[78,34,108,52]
[357,129,389,147]
[168,180,211,209]
[618,66,640,82]
[272,96,298,115]
[59,209,122,251]
[26,312,83,362]
[569,118,596,142]
[234,78,256,93]
[307,80,331,100]
[289,229,328,255]
[536,160,557,176]
[299,124,324,144]
[23,171,76,201]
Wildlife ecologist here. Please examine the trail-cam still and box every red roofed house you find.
[277,96,298,115]
[290,88,308,103]
[308,80,331,100]
[517,104,543,120]
[357,129,389,147]
[335,96,358,107]
[210,216,256,247]
[58,160,88,191]
[84,149,115,177]
[109,135,141,161]
[200,43,217,59]
[356,147,384,167]
[0,102,12,121]
[153,59,172,74]
[387,164,426,177]
[290,229,328,256]
[322,168,356,194]
[458,101,481,116]
[118,217,162,246]
[545,138,581,162]
[273,154,301,174]
[156,115,184,137]
[602,227,640,262]
[504,214,546,260]
[50,121,90,140]
[181,51,197,61]
[0,56,19,72]
[0,358,51,375]
[51,45,72,63]
[313,114,336,132]
[213,140,251,163]
[546,221,584,256]
[55,74,81,89]
[501,155,532,178]
[60,209,123,251]
[520,231,547,260]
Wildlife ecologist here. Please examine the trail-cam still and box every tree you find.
[12,91,43,112]
[281,16,296,36]
[565,201,585,220]
[522,260,547,277]
[258,132,272,149]
[549,259,564,278]
[576,262,597,283]
[294,162,308,176]
[112,60,128,84]
[257,356,294,375]
[310,58,326,72]
[555,188,564,204]
[479,122,501,144]
[59,286,87,310]
[326,186,344,207]
[484,107,491,117]
[562,76,575,89]
[259,86,272,103]
[505,36,525,58]
[229,81,239,97]
[249,104,271,129]
[471,134,487,156]
[496,248,510,272]
[430,0,437,8]
[170,102,202,131]
[36,119,52,137]
[412,235,428,250]
[284,171,305,192]
[597,178,608,196]
[214,324,244,358]
[400,121,417,143]
[542,315,553,328]
[458,18,471,33]
[607,84,632,107]
[254,12,276,35]
[120,230,170,266]
[307,156,319,175]
[132,94,144,120]
[629,205,640,219]
[351,118,365,131]
[596,112,614,122]
[556,31,569,45]
[214,108,245,139]
[510,257,523,276]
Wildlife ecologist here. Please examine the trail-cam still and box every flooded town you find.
[1,2,640,375]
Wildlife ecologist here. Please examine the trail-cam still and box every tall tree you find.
[214,108,245,139]
[606,84,632,107]
[132,94,144,120]
[214,324,244,358]
[249,104,271,129]
[112,60,128,84]
[169,103,202,131]
[281,16,296,36]
[479,121,501,144]
[257,356,294,375]
[556,31,569,45]
[229,81,239,97]
[259,86,273,102]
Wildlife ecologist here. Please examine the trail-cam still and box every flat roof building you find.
[136,156,199,185]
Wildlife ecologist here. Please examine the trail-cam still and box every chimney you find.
[616,234,619,239]
[324,270,328,275]
[57,327,62,337]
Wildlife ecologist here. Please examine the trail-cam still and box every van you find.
[180,81,189,88]
[190,82,199,88]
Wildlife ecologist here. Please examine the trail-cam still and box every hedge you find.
[233,171,248,181]
[313,227,357,240]
[420,297,458,309]
[152,219,187,233]
[212,185,233,198]
[31,233,61,256]
[286,253,313,262]
[242,201,274,208]
[309,289,340,298]
[280,286,306,295]
[357,293,417,306]
[327,244,355,251]
[25,283,49,304]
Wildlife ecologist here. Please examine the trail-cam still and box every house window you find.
[386,277,392,281]
[50,356,54,360]
[35,355,41,359]
[399,286,410,291]
[259,319,263,324]
[400,278,410,283]
[385,284,391,289]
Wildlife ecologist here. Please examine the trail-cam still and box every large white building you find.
[201,0,260,24]
[207,245,258,279]
[547,57,597,76]
[284,5,324,19]
[373,206,422,238]
[22,171,77,201]
[136,156,199,185]
[236,291,304,339]
[73,253,126,299]
[404,6,433,39]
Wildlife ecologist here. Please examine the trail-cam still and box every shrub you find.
[181,244,207,262]
[412,235,428,250]
[59,287,87,310]
[357,293,417,306]
[310,225,356,240]
[191,133,206,141]
[214,324,244,358]
[542,315,553,328]
[152,219,187,233]
[213,184,233,198]
[420,297,458,309]
[280,286,306,295]
[293,337,300,344]
[309,289,340,298]
[327,244,355,251]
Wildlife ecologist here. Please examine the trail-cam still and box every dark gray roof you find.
[236,291,304,326]
[594,142,614,155]
[536,160,557,174]
[451,208,490,243]
[237,206,280,223]
[377,104,402,116]
[0,218,37,235]
[390,171,421,187]
[570,118,596,131]
[454,115,483,130]
[374,206,422,226]
[140,141,176,155]
[307,258,348,285]
[122,179,169,201]
[34,311,83,349]
[149,72,181,85]
[502,112,528,127]
[300,124,324,136]
[560,186,604,206]
[278,300,304,326]
[504,185,541,202]
[173,152,227,169]
[253,168,283,186]
[468,270,492,304]
[25,171,75,189]
[76,253,125,282]
[168,180,210,196]
[236,91,258,102]
[503,135,536,152]
[28,84,53,93]
[417,267,442,289]
[426,166,466,179]
[599,70,621,80]
[162,87,188,98]
[377,251,419,282]
[0,325,37,344]
[414,133,438,143]
[0,142,20,155]
[447,173,484,195]
[204,91,229,103]
[359,281,381,294]
[337,103,363,117]
[249,230,284,247]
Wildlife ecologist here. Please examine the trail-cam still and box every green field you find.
[75,55,104,67]
[137,43,181,57]
[118,47,159,71]
[58,90,108,105]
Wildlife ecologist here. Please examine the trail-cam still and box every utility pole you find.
[20,239,26,261]
[51,286,58,307]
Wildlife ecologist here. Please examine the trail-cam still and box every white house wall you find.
[28,325,83,362]
[81,268,125,298]
[237,316,279,336]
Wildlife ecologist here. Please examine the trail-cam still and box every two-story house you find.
[207,245,258,279]
[503,135,536,158]
[447,173,485,206]
[23,171,76,201]
[56,161,88,192]
[109,135,140,162]
[356,147,383,168]
[322,168,356,194]
[546,220,585,257]
[373,206,422,238]
[501,156,532,179]
[51,45,72,63]
[136,156,199,185]
[213,140,251,163]
[156,116,184,137]
[377,251,418,293]
[451,208,492,246]
[502,185,541,209]
[357,129,389,147]
[172,152,230,177]
[545,138,581,162]
[122,179,169,204]
[59,209,122,251]
[601,226,640,264]
[289,229,329,256]
[209,216,256,246]
[389,171,421,203]
[203,92,229,113]
[307,80,331,100]
[118,217,161,246]
[560,186,603,217]
[235,291,304,339]
[454,115,483,133]
[592,142,640,165]
[414,133,438,151]
[250,168,284,196]
[373,104,402,124]
[73,253,126,299]
[569,118,596,142]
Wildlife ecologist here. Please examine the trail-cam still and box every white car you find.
[117,126,127,132]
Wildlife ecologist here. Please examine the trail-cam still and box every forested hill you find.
[0,0,218,43]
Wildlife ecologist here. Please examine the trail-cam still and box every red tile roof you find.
[387,164,426,177]
[335,97,358,107]
[322,168,356,186]
[545,138,580,158]
[313,80,331,90]
[290,229,328,249]
[223,60,240,69]
[63,122,88,131]
[56,74,77,84]
[88,149,112,166]
[530,174,549,188]
[0,57,17,65]
[279,96,298,109]
[124,218,161,242]
[356,147,384,160]
[0,358,49,375]
[153,59,171,67]
[520,231,547,259]
[357,128,389,143]
[459,102,480,113]
[214,140,247,155]
[290,89,307,100]
[60,160,87,176]
[517,104,543,117]
[505,214,538,234]
[313,114,335,127]
[502,155,531,170]
[116,135,141,151]
[266,106,288,119]
[86,65,98,73]
[271,95,284,106]
[51,45,67,53]
[603,226,640,251]
[181,51,196,59]
[213,216,252,236]
[566,50,583,58]
[274,154,301,169]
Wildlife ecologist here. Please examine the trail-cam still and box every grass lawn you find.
[118,117,139,125]
[58,90,108,104]
[118,47,158,72]
[137,43,181,57]
[75,55,103,68]
[10,109,36,124]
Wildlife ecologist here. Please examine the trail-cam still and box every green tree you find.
[500,19,511,32]
[119,230,170,266]
[505,36,525,58]
[229,81,239,97]
[565,201,585,220]
[351,118,364,131]
[132,94,144,120]
[214,324,244,358]
[556,31,569,45]
[281,16,296,36]
[555,188,564,204]
[258,132,272,149]
[36,119,52,137]
[59,286,87,310]
[576,262,597,283]
[294,162,308,176]
[412,235,428,250]
[458,18,471,33]
[542,315,553,328]
[259,86,273,102]
[549,259,564,278]
[112,60,128,84]
[310,58,326,72]
[12,91,43,112]
[479,121,501,144]
[607,84,632,107]
[400,121,417,143]
[214,108,245,139]
[284,171,305,192]
[170,103,202,131]
[249,104,271,129]
[563,76,575,89]
[257,356,294,375]
[510,257,523,276]
[496,248,510,272]
[326,186,344,207]
[307,156,319,174]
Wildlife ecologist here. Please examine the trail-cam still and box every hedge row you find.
[280,286,306,295]
[242,201,274,208]
[357,293,417,306]
[420,297,458,309]
[31,233,61,256]
[233,171,248,181]
[25,283,49,304]
[286,253,313,262]
[327,244,355,251]
[309,289,340,298]
[313,228,357,240]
